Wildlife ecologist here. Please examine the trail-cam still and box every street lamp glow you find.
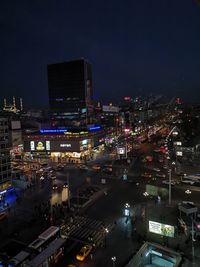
[111,256,116,262]
[143,191,149,197]
[185,189,192,194]
[105,227,109,233]
[125,203,130,208]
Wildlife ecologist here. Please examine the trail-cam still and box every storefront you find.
[23,126,106,162]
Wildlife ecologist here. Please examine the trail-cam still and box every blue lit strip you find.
[89,126,101,131]
[40,129,68,133]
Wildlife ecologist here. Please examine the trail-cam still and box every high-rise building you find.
[47,59,93,124]
[0,117,12,196]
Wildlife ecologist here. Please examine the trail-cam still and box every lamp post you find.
[103,227,109,247]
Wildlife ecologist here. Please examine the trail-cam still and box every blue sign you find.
[40,129,67,133]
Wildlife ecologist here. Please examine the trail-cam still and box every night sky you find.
[1,0,200,108]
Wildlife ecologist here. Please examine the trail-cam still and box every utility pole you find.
[168,168,172,205]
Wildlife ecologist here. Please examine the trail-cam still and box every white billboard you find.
[149,220,175,237]
[102,105,119,113]
[117,147,125,155]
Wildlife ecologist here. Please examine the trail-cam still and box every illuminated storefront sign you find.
[27,140,80,152]
[88,126,101,131]
[117,147,125,155]
[81,139,88,145]
[149,221,175,237]
[30,141,35,151]
[40,129,68,133]
[46,141,50,150]
[36,141,45,151]
[60,144,71,148]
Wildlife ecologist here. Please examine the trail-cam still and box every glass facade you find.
[47,59,93,120]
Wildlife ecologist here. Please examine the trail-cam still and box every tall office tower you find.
[47,58,93,125]
[0,117,12,195]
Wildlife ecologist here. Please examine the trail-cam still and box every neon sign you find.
[88,126,101,131]
[40,129,68,133]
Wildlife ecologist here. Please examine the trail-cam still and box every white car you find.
[153,168,160,172]
[181,180,194,185]
[162,180,176,185]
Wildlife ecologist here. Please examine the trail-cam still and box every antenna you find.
[3,98,7,108]
[13,96,16,108]
[20,97,23,111]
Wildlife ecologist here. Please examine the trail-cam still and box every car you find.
[0,212,7,221]
[102,167,112,174]
[152,168,161,172]
[76,244,93,261]
[52,184,58,190]
[141,173,152,178]
[181,180,194,185]
[63,182,68,188]
[50,175,56,180]
[79,164,89,171]
[162,180,176,185]
[156,173,166,178]
[92,165,101,171]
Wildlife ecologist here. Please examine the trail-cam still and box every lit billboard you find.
[102,105,119,113]
[25,140,80,152]
[117,147,125,155]
[149,221,175,238]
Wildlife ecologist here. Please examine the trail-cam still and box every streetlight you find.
[143,192,149,197]
[103,227,109,247]
[124,203,130,217]
[111,256,116,267]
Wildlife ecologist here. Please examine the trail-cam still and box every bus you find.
[26,238,65,267]
[28,226,60,252]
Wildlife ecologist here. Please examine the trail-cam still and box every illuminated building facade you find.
[0,117,12,195]
[23,125,106,162]
[47,58,93,124]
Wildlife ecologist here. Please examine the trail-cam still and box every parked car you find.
[92,165,101,171]
[152,168,161,172]
[141,173,152,178]
[156,173,166,178]
[79,165,89,171]
[162,180,176,185]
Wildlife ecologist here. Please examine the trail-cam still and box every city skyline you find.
[1,0,200,107]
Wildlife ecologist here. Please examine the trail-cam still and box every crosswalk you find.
[60,216,114,247]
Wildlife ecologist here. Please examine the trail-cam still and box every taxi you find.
[76,244,93,261]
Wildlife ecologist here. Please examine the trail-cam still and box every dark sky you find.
[0,0,200,108]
